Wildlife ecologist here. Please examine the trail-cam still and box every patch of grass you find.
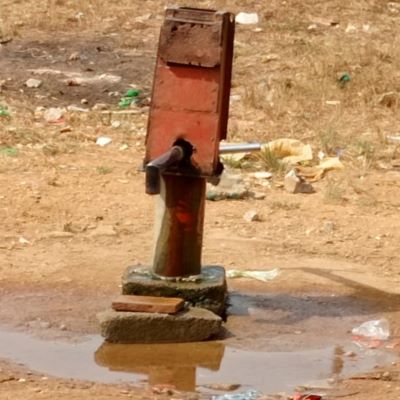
[256,147,288,176]
[356,139,375,167]
[96,166,113,175]
[222,155,253,170]
[357,196,379,208]
[324,180,345,204]
[318,126,342,155]
[0,146,18,157]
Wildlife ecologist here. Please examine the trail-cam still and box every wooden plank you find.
[112,295,185,314]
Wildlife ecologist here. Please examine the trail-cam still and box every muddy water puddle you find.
[0,327,396,394]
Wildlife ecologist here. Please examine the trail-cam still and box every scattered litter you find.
[243,210,261,222]
[119,89,140,109]
[362,24,371,33]
[111,120,122,129]
[29,68,122,85]
[345,23,357,33]
[203,384,241,391]
[296,157,344,182]
[0,146,18,157]
[293,393,322,400]
[119,144,129,151]
[387,135,400,143]
[151,384,175,395]
[44,107,64,123]
[96,136,112,147]
[338,73,351,87]
[253,171,273,179]
[284,169,315,194]
[92,103,108,111]
[310,17,339,27]
[352,319,390,340]
[325,100,340,106]
[18,237,30,245]
[235,12,259,25]
[262,139,313,165]
[67,105,88,112]
[0,106,10,117]
[230,94,242,103]
[212,389,262,400]
[226,268,279,282]
[25,78,42,88]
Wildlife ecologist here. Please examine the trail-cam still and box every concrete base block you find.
[98,307,222,343]
[122,266,227,317]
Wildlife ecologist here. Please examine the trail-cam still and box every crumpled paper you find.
[261,138,313,164]
[296,157,344,181]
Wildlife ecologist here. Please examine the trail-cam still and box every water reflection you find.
[95,341,225,391]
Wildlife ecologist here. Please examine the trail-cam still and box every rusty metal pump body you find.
[144,7,235,278]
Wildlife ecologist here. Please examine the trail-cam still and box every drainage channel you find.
[0,327,396,394]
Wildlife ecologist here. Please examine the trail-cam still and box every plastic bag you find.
[226,269,279,282]
[351,319,390,340]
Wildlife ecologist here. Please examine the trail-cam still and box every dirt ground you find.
[1,0,400,399]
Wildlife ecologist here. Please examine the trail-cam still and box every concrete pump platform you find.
[121,265,228,317]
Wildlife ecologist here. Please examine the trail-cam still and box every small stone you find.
[25,78,42,88]
[243,210,261,222]
[68,52,81,61]
[59,324,67,331]
[379,92,398,108]
[344,351,356,357]
[206,172,249,201]
[81,98,89,105]
[96,136,112,147]
[89,224,117,237]
[284,170,314,194]
[323,221,335,234]
[111,120,121,129]
[44,107,64,123]
[253,171,273,179]
[97,307,222,343]
[253,192,266,200]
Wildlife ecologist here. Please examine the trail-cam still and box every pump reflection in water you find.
[95,341,225,391]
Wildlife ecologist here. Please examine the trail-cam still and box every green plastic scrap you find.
[226,268,280,282]
[118,89,140,109]
[0,106,10,117]
[0,146,18,157]
[338,73,351,87]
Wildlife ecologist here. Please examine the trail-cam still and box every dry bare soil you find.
[1,1,400,399]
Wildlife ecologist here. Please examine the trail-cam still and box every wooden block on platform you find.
[112,295,185,314]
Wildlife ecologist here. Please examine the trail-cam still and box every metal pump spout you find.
[145,145,185,195]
